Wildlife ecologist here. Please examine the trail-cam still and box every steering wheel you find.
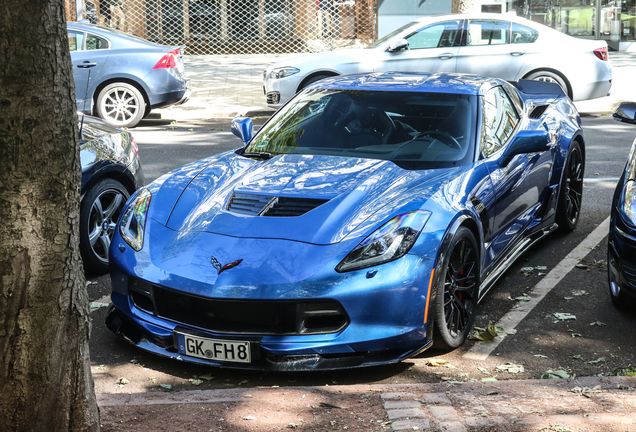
[415,130,461,150]
[339,109,395,145]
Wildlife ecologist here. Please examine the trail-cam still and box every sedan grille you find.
[227,193,328,217]
[128,278,349,335]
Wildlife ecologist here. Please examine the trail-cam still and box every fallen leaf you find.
[572,290,589,296]
[496,362,524,374]
[468,321,499,341]
[534,354,548,358]
[589,321,606,326]
[588,357,606,364]
[198,373,214,381]
[159,384,172,390]
[554,312,576,321]
[243,416,256,420]
[572,355,582,359]
[540,369,573,379]
[287,423,299,429]
[514,295,531,301]
[239,380,249,385]
[117,377,129,386]
[424,359,449,367]
[189,379,203,386]
[575,263,588,269]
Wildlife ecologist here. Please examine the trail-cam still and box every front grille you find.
[227,193,328,217]
[128,278,349,335]
[266,92,280,104]
[621,259,636,286]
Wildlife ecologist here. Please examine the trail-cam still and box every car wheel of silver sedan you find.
[525,71,570,99]
[80,179,130,274]
[96,82,146,128]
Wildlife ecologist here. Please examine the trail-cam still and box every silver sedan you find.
[263,13,612,109]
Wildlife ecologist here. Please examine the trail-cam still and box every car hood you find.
[155,152,452,245]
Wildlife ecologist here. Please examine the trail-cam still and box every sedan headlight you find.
[336,211,431,272]
[119,188,152,251]
[270,67,300,80]
[620,180,636,225]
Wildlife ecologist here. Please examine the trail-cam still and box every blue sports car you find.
[67,22,190,128]
[106,72,585,370]
[608,101,636,310]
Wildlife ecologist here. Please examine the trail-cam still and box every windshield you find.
[368,21,419,49]
[245,89,477,170]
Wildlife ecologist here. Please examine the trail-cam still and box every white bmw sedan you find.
[263,13,612,109]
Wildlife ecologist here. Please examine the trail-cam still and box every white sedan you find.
[263,13,612,108]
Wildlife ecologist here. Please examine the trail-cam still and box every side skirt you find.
[478,223,559,303]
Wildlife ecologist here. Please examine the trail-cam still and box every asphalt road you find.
[87,113,636,396]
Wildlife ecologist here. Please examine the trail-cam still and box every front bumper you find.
[107,220,436,370]
[608,225,636,299]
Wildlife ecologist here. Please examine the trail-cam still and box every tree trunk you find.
[0,1,100,431]
[452,0,479,14]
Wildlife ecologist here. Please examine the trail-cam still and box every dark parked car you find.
[67,22,190,128]
[106,72,585,370]
[80,114,144,273]
[608,101,636,310]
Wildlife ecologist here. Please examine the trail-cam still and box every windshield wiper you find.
[242,151,275,160]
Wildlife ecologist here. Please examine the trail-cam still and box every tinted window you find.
[86,34,109,50]
[467,19,509,46]
[511,23,539,44]
[246,89,477,170]
[481,86,520,157]
[406,20,461,49]
[68,30,84,52]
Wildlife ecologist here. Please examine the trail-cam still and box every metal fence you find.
[68,0,377,55]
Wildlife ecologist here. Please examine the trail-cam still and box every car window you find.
[405,20,461,49]
[246,88,477,170]
[68,30,84,52]
[481,86,520,158]
[467,19,509,46]
[511,23,539,44]
[86,34,109,50]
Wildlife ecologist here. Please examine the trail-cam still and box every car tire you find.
[80,178,130,274]
[297,74,334,93]
[96,82,146,128]
[556,141,584,233]
[525,71,570,98]
[432,226,479,350]
[608,247,636,311]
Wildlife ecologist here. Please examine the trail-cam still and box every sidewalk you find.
[154,51,636,121]
[98,375,636,431]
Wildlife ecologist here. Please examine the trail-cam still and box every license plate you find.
[176,333,251,363]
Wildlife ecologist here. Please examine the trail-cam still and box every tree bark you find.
[0,1,100,431]
[452,0,479,14]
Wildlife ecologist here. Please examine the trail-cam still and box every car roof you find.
[306,72,507,96]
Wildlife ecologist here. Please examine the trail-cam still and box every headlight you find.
[336,211,431,272]
[119,188,152,251]
[270,67,300,80]
[620,180,636,225]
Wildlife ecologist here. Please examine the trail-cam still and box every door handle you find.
[437,53,455,60]
[77,62,97,68]
[509,52,525,56]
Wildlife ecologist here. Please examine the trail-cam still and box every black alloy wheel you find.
[433,227,479,350]
[556,141,584,233]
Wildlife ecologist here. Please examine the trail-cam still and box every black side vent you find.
[529,105,549,119]
[227,193,328,217]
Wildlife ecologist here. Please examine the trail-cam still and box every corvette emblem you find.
[210,256,243,275]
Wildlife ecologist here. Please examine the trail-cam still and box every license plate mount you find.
[176,332,253,363]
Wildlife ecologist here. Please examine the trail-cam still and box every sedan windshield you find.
[246,89,477,169]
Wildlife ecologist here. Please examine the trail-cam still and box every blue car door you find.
[68,29,110,112]
[479,85,554,266]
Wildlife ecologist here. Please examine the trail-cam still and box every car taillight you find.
[131,136,139,156]
[593,47,608,61]
[153,49,180,69]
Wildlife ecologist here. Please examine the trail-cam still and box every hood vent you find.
[529,104,549,119]
[227,193,328,217]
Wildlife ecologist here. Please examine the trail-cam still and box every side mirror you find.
[387,38,409,52]
[613,102,636,125]
[499,129,550,167]
[231,116,253,145]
